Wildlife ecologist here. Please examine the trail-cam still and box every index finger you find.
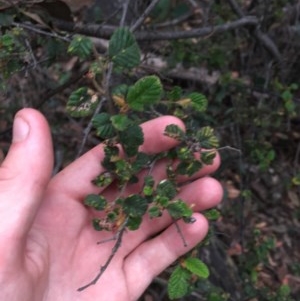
[48,116,185,200]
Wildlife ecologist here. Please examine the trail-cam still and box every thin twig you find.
[76,97,106,158]
[77,219,128,292]
[12,21,71,42]
[24,38,38,68]
[52,16,259,41]
[152,11,193,29]
[130,0,161,32]
[217,146,242,154]
[120,0,131,27]
[97,236,118,245]
[173,219,188,247]
[226,0,282,63]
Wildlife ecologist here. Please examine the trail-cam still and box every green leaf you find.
[281,90,292,102]
[148,206,162,218]
[149,0,171,22]
[127,216,143,230]
[201,150,217,165]
[129,175,139,184]
[84,194,107,210]
[292,174,300,185]
[112,84,129,97]
[184,257,210,278]
[115,159,133,183]
[0,12,14,26]
[92,218,103,231]
[155,195,169,207]
[278,284,291,297]
[92,113,116,139]
[107,211,118,222]
[208,292,225,301]
[143,185,154,197]
[89,61,104,76]
[196,127,219,149]
[143,175,155,196]
[156,179,177,199]
[92,172,113,187]
[167,200,193,219]
[67,87,99,117]
[188,92,208,112]
[176,160,202,176]
[108,27,141,69]
[167,86,182,101]
[0,33,15,49]
[119,124,144,157]
[45,38,67,62]
[290,83,298,90]
[101,146,120,172]
[168,266,190,299]
[132,152,151,173]
[123,195,148,217]
[204,209,220,221]
[110,114,132,131]
[164,124,185,141]
[177,146,194,161]
[127,75,163,111]
[68,35,93,59]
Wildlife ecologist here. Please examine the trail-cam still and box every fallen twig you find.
[52,16,259,41]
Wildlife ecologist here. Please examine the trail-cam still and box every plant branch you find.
[130,0,161,32]
[173,219,188,247]
[77,219,128,292]
[120,0,131,27]
[226,0,282,63]
[52,16,259,41]
[75,97,106,158]
[152,11,193,29]
[12,21,71,42]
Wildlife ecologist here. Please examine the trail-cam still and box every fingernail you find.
[13,117,30,142]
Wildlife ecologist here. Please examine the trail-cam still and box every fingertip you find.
[199,176,224,208]
[14,108,50,137]
[140,115,185,154]
[1,108,53,181]
[180,212,209,242]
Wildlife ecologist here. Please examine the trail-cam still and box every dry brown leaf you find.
[288,190,300,207]
[225,181,241,199]
[255,221,267,228]
[227,241,243,256]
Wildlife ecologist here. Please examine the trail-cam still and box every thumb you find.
[0,109,53,247]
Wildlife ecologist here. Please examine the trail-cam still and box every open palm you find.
[0,109,222,301]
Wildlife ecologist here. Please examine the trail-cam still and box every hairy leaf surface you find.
[108,27,140,69]
[168,266,190,299]
[184,258,209,278]
[127,75,163,111]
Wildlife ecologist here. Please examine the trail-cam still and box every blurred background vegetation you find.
[0,0,299,300]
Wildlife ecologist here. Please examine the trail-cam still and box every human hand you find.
[0,108,222,301]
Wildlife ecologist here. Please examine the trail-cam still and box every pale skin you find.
[0,108,222,301]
